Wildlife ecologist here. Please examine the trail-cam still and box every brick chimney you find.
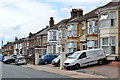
[29,32,32,37]
[77,9,83,17]
[112,0,120,2]
[15,37,18,41]
[49,17,54,27]
[71,9,83,18]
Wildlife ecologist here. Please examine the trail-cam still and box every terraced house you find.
[57,19,69,54]
[1,0,120,60]
[77,9,99,50]
[96,0,120,60]
[34,26,49,56]
[2,42,14,55]
[67,9,83,53]
[47,17,58,54]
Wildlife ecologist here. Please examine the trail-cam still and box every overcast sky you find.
[0,0,112,48]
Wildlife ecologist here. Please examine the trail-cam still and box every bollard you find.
[60,52,65,70]
[35,53,39,65]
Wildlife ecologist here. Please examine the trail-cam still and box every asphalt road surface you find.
[2,62,69,78]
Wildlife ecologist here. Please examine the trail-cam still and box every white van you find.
[64,48,106,69]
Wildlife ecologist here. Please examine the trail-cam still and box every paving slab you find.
[22,64,107,78]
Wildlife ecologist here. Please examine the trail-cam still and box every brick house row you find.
[1,0,120,60]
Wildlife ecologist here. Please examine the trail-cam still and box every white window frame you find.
[68,24,78,37]
[82,23,86,35]
[109,11,116,27]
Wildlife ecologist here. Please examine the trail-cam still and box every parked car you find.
[0,54,3,61]
[64,48,106,69]
[10,55,17,59]
[3,56,15,64]
[52,52,74,66]
[39,54,58,65]
[15,56,27,65]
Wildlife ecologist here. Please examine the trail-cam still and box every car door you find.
[78,52,89,67]
[51,55,55,61]
[46,55,51,63]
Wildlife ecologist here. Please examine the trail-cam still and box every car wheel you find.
[7,61,10,64]
[24,63,27,65]
[98,59,103,65]
[75,64,80,69]
[44,61,48,65]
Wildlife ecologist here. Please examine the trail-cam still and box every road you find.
[2,62,70,78]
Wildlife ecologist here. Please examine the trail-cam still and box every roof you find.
[36,26,49,36]
[48,19,69,30]
[69,1,120,23]
[72,9,98,23]
[98,1,120,9]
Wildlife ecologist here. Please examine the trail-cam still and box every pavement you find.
[21,63,110,78]
[2,63,70,78]
[75,64,119,78]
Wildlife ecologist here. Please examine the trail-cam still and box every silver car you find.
[15,56,27,65]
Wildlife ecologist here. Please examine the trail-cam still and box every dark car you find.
[39,54,58,65]
[52,52,74,66]
[3,56,15,64]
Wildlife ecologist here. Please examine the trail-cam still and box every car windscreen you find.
[4,56,11,59]
[67,52,81,59]
[56,55,61,59]
[17,57,25,59]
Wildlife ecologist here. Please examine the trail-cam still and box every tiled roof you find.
[70,9,98,23]
[69,1,120,23]
[98,1,120,9]
[48,19,70,30]
[36,26,49,36]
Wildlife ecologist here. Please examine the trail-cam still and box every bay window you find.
[49,31,57,41]
[43,37,47,43]
[101,13,109,28]
[110,37,116,54]
[102,37,109,54]
[101,11,116,28]
[68,24,78,37]
[101,37,116,54]
[62,30,66,38]
[109,11,116,27]
[88,21,93,34]
[53,45,56,53]
[88,20,98,34]
[87,40,98,49]
[82,23,86,35]
[68,42,77,52]
[53,31,56,40]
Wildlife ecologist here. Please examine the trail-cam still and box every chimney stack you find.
[112,0,120,2]
[71,9,83,18]
[29,32,32,37]
[15,37,18,41]
[49,17,54,27]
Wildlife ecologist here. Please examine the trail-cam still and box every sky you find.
[0,0,112,48]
